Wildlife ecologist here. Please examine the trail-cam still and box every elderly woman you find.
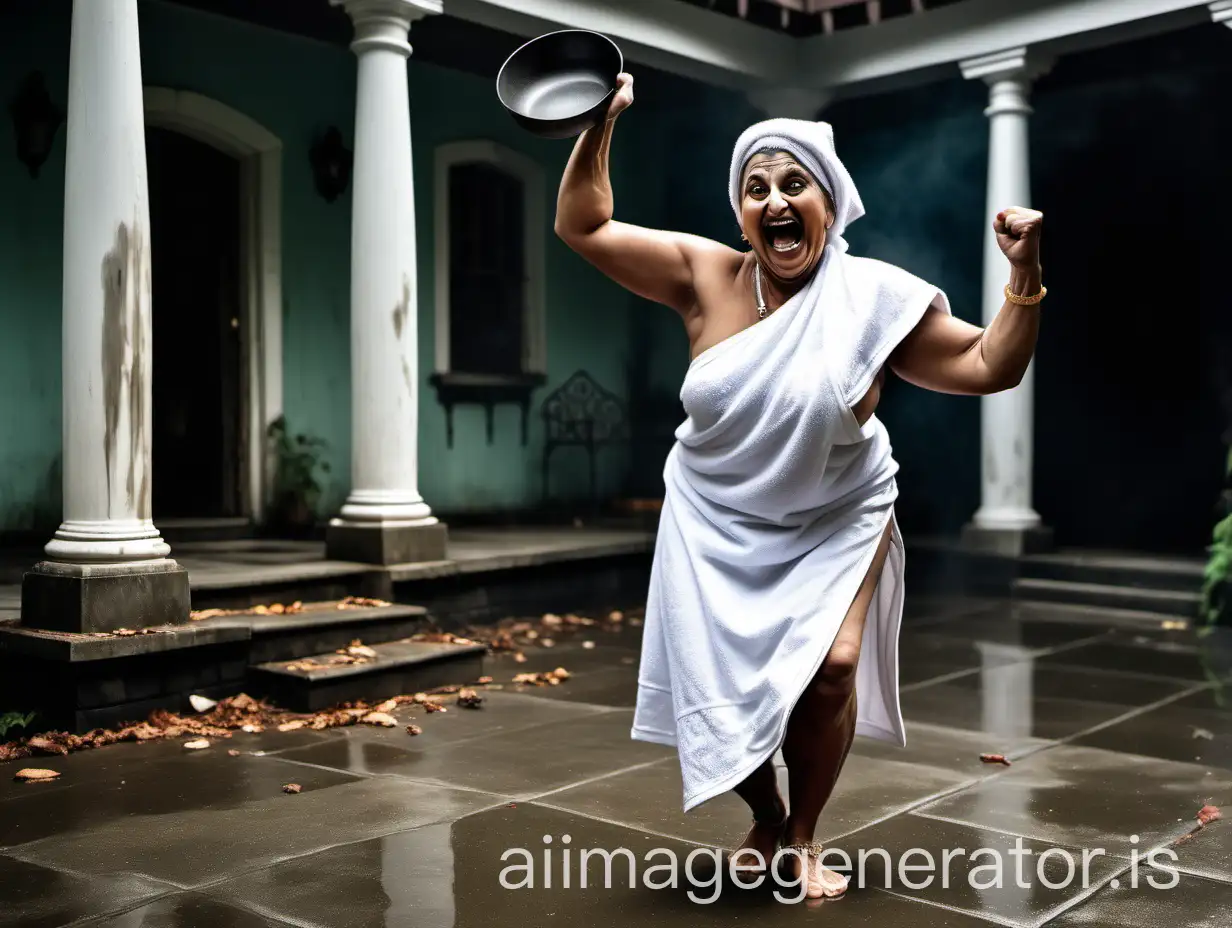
[554,74,1044,899]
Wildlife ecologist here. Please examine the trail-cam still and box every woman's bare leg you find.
[730,758,787,872]
[780,521,895,898]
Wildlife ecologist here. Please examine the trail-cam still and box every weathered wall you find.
[0,0,667,532]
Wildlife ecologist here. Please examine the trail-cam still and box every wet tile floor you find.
[3,597,1232,927]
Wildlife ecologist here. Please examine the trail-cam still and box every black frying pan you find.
[496,30,623,140]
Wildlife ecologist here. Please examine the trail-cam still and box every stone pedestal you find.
[21,561,191,634]
[960,523,1054,558]
[326,521,448,566]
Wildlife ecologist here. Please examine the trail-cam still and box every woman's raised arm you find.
[554,74,736,318]
[890,207,1045,396]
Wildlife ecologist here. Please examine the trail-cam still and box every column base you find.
[21,559,191,633]
[960,523,1054,557]
[326,520,449,565]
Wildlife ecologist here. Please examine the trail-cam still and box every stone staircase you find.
[1012,551,1205,624]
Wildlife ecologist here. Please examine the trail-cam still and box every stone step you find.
[1019,550,1204,593]
[1011,577,1202,618]
[247,638,487,712]
[194,602,431,664]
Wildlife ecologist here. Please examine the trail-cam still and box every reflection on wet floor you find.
[3,598,1232,927]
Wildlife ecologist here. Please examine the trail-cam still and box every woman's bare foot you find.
[730,816,786,876]
[780,845,849,899]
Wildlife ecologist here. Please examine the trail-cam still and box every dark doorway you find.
[1031,27,1232,554]
[147,127,244,519]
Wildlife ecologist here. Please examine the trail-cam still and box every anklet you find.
[781,841,824,858]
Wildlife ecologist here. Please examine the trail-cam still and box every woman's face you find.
[740,152,832,284]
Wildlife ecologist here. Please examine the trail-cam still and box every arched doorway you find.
[143,89,283,523]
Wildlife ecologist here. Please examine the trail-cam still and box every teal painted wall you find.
[0,0,667,532]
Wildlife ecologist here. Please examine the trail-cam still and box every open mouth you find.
[763,216,803,253]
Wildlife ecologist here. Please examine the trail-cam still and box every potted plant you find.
[1202,446,1232,628]
[266,416,330,535]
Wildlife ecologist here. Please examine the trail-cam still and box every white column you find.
[745,87,833,122]
[960,48,1049,540]
[1212,1,1232,28]
[48,0,168,564]
[331,0,440,529]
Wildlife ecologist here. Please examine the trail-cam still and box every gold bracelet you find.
[1004,283,1046,305]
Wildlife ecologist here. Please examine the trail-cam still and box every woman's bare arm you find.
[890,209,1044,396]
[554,74,736,317]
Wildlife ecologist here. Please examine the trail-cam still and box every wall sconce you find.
[309,126,352,202]
[10,72,62,179]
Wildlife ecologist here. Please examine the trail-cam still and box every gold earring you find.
[741,232,748,242]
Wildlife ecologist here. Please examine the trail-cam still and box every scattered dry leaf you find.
[477,676,493,685]
[360,712,398,728]
[609,610,624,622]
[282,783,303,794]
[227,749,241,757]
[14,767,60,782]
[582,640,596,650]
[513,652,527,663]
[457,688,483,709]
[189,695,218,713]
[512,668,571,687]
[1199,804,1222,826]
[980,753,1011,766]
[278,720,306,732]
[406,724,423,736]
[542,614,562,627]
[338,596,392,609]
[241,724,263,734]
[1193,728,1215,741]
[183,739,210,750]
[1161,619,1188,631]
[27,736,69,757]
[373,698,399,714]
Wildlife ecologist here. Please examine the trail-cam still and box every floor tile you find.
[545,748,973,851]
[918,613,1113,651]
[1,747,360,849]
[92,892,297,927]
[12,776,498,888]
[897,629,1033,686]
[208,802,1000,927]
[272,710,671,797]
[1071,687,1232,771]
[1040,638,1231,683]
[850,720,1053,773]
[836,813,1123,926]
[0,855,169,928]
[915,743,1232,857]
[900,664,1192,740]
[1046,871,1232,926]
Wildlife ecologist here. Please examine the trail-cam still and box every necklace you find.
[754,262,769,320]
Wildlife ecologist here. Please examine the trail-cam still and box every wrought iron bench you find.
[541,370,627,506]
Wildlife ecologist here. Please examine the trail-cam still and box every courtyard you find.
[4,595,1231,927]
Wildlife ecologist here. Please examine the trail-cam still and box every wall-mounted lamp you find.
[309,126,352,202]
[10,72,62,179]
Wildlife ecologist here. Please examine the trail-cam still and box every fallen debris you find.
[360,712,398,728]
[1175,804,1223,846]
[27,736,69,757]
[189,695,218,713]
[14,767,60,782]
[979,753,1012,767]
[183,739,210,750]
[190,597,391,622]
[582,640,596,650]
[339,639,378,660]
[227,749,241,757]
[477,676,493,685]
[1161,619,1188,631]
[282,783,303,795]
[277,720,306,732]
[513,668,571,687]
[1192,727,1215,741]
[456,688,484,709]
[406,724,423,736]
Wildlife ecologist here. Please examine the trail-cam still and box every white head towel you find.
[728,118,865,254]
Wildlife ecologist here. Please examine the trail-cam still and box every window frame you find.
[432,140,546,377]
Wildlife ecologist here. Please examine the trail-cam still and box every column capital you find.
[1212,1,1232,28]
[331,0,441,56]
[745,87,834,122]
[959,47,1050,85]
